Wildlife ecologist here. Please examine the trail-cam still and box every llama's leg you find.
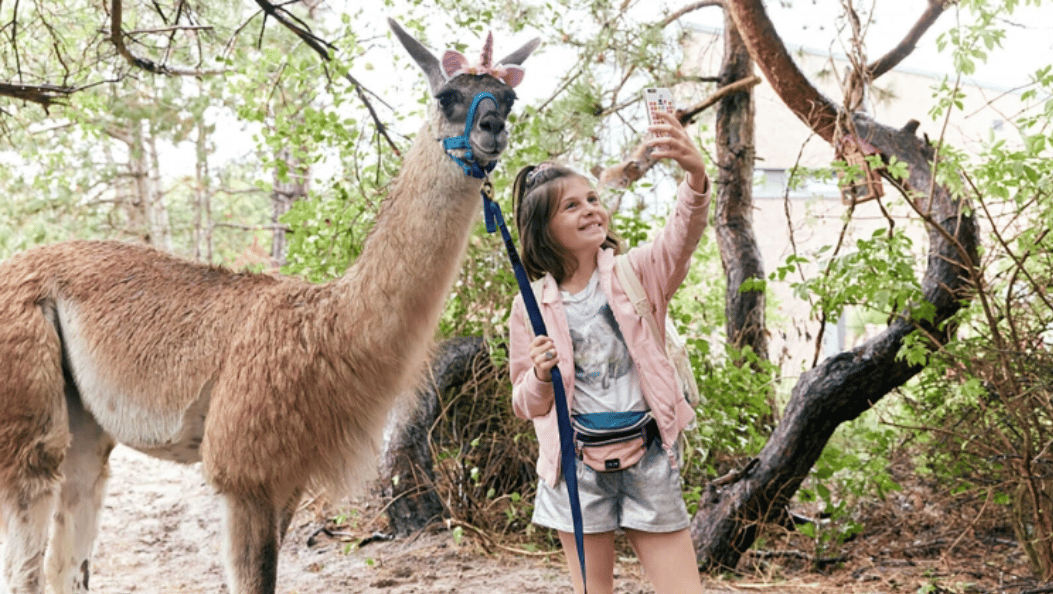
[220,492,279,594]
[0,411,69,594]
[44,393,115,594]
[0,482,58,594]
[276,487,303,546]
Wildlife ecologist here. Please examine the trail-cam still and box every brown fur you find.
[0,21,537,594]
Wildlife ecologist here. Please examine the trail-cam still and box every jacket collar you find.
[538,247,617,304]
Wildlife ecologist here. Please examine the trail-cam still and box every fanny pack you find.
[572,411,658,472]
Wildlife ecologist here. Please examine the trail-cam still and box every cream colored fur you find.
[0,20,537,594]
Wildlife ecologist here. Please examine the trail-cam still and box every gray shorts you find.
[532,440,690,534]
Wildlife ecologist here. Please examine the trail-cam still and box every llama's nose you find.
[479,115,505,137]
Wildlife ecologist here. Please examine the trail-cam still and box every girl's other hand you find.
[530,335,559,382]
[647,110,709,194]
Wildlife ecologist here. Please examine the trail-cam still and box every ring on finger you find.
[544,350,555,360]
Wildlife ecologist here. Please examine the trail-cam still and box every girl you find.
[509,110,710,594]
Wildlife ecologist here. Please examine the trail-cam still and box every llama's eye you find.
[436,89,463,113]
[501,90,517,111]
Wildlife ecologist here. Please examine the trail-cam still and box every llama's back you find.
[0,240,285,457]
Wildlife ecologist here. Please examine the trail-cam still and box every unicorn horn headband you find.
[441,32,527,89]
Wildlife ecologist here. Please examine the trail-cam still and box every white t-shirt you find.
[561,270,648,415]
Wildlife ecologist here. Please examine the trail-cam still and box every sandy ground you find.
[87,446,660,594]
[6,445,1033,593]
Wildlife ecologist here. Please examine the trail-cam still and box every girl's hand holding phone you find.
[646,110,709,193]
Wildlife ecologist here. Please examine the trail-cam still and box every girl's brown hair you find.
[512,162,621,283]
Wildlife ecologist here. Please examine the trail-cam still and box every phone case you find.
[644,87,675,126]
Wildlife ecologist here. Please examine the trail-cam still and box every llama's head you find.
[389,19,540,174]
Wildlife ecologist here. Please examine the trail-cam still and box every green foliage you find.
[0,1,296,261]
[764,2,1053,564]
[625,203,776,491]
[796,417,901,561]
[439,229,521,341]
[891,41,1053,578]
[770,226,932,329]
[280,178,381,283]
[679,343,778,493]
[611,207,653,248]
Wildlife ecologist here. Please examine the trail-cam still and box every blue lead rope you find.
[481,182,588,592]
[441,89,586,590]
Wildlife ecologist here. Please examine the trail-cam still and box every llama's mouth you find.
[470,142,506,162]
[469,128,509,161]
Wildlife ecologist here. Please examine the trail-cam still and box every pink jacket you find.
[509,179,711,487]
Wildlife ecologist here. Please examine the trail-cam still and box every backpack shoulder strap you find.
[614,254,663,342]
[530,277,544,298]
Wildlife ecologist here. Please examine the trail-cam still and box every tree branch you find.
[110,0,225,76]
[248,0,400,155]
[253,0,335,61]
[680,75,761,122]
[10,0,24,83]
[724,0,840,142]
[111,0,167,74]
[661,0,723,28]
[690,1,978,572]
[0,82,75,108]
[866,0,948,80]
[127,25,214,36]
[345,75,402,157]
[724,0,948,141]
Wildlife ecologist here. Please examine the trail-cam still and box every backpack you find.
[613,255,701,408]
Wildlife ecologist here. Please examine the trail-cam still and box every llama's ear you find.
[388,18,446,94]
[496,37,541,67]
[442,50,470,80]
[496,65,526,89]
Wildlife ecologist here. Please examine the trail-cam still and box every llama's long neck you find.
[334,110,485,389]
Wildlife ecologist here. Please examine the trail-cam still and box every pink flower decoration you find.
[441,32,527,88]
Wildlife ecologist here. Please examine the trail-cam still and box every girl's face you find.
[549,176,609,259]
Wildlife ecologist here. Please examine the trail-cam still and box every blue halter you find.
[442,91,500,179]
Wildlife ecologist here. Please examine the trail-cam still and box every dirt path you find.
[89,446,664,593]
[17,445,1026,593]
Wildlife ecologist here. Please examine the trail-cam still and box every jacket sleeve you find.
[509,293,556,420]
[630,178,711,304]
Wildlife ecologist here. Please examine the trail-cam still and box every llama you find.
[0,19,538,594]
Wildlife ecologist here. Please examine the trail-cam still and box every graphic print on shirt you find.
[570,303,633,390]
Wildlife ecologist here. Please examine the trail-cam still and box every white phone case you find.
[644,87,675,126]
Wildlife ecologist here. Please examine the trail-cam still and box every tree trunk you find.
[712,11,767,361]
[271,145,309,266]
[119,117,171,249]
[125,119,152,245]
[693,171,977,568]
[378,336,489,535]
[146,123,172,252]
[691,0,978,570]
[194,116,214,263]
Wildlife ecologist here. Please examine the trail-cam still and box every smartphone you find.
[644,87,675,127]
